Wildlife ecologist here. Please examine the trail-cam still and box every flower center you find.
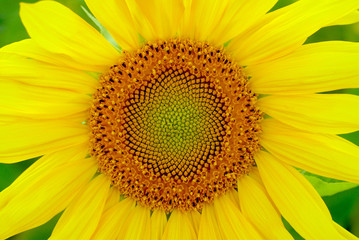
[89,39,262,211]
[123,68,229,181]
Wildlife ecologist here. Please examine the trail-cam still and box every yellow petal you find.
[0,145,88,209]
[122,0,155,41]
[0,119,88,163]
[261,119,359,184]
[226,187,240,208]
[50,174,110,240]
[198,203,224,240]
[248,168,280,215]
[258,94,359,134]
[183,0,277,46]
[181,0,229,43]
[189,210,201,236]
[256,151,345,240]
[246,167,263,185]
[0,79,91,121]
[228,0,359,66]
[85,0,139,51]
[20,1,120,72]
[91,198,136,239]
[334,221,359,240]
[238,175,293,240]
[248,41,359,94]
[151,210,167,240]
[127,0,184,41]
[103,187,121,211]
[0,155,97,239]
[120,205,151,240]
[328,9,359,26]
[162,210,197,240]
[217,0,278,45]
[213,191,264,239]
[0,53,98,94]
[1,39,78,70]
[181,0,275,46]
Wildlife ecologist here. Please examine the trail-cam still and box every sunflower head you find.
[1,0,359,239]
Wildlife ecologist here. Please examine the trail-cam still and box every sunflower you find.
[1,0,359,239]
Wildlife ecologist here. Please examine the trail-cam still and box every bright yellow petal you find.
[246,167,264,185]
[120,205,151,240]
[181,0,226,45]
[261,119,359,184]
[123,0,184,41]
[181,0,229,43]
[238,175,293,240]
[256,151,345,240]
[0,119,88,163]
[248,41,359,94]
[162,210,197,240]
[20,1,120,72]
[198,203,224,240]
[50,174,110,240]
[103,187,121,211]
[217,0,278,45]
[258,94,359,134]
[228,0,359,65]
[0,155,97,239]
[85,0,139,51]
[189,210,201,236]
[134,0,184,40]
[1,39,78,69]
[91,198,136,239]
[213,191,264,239]
[0,145,88,209]
[181,0,277,46]
[122,0,155,41]
[0,79,91,121]
[334,221,359,240]
[248,167,280,215]
[226,187,240,208]
[151,210,167,240]
[0,53,97,94]
[328,9,359,26]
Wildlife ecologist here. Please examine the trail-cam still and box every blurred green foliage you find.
[0,0,359,239]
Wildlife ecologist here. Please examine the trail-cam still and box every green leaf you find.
[302,171,358,197]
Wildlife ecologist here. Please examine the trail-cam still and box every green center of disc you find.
[123,68,227,179]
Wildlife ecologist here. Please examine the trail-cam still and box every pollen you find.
[89,39,262,212]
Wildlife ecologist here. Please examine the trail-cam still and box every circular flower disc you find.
[89,39,262,211]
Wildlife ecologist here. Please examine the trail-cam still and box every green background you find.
[0,0,359,239]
